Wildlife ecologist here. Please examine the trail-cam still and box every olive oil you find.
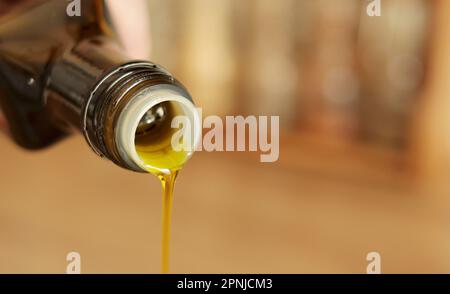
[134,101,192,175]
[135,101,194,273]
[158,171,178,274]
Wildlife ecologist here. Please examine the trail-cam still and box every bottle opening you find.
[115,86,201,174]
[135,101,191,174]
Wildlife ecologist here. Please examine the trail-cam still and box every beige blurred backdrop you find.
[2,0,450,273]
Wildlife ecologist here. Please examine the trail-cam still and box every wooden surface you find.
[0,133,450,273]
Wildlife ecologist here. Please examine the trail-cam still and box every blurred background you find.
[2,0,450,273]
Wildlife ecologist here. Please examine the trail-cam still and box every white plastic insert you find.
[115,86,201,173]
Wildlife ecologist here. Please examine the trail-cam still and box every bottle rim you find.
[115,86,201,174]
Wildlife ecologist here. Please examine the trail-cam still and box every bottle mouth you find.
[115,85,201,174]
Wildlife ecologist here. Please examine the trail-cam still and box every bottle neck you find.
[45,37,199,172]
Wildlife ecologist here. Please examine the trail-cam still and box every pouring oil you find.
[158,171,178,274]
[134,101,193,274]
[0,0,200,274]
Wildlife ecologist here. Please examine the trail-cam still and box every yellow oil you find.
[134,101,192,273]
[158,171,178,274]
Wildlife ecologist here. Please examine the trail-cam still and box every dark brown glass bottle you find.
[0,0,200,173]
